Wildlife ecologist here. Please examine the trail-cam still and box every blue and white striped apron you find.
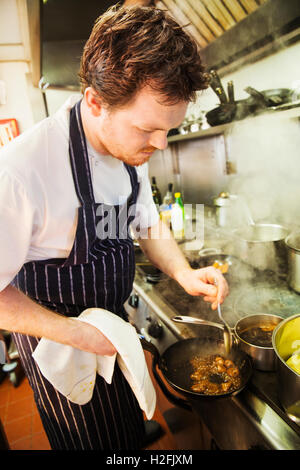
[12,100,145,450]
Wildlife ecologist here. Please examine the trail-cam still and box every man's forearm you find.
[137,220,191,282]
[137,220,228,308]
[0,285,116,355]
[0,285,75,341]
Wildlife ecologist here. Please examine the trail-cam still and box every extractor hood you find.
[40,0,300,89]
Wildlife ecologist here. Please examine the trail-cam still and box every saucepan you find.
[172,313,283,371]
[285,231,300,293]
[272,314,300,425]
[233,223,289,272]
[140,332,253,411]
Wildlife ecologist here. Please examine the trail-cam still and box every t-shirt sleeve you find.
[130,163,159,237]
[0,171,34,291]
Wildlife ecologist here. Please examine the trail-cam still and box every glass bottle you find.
[162,183,174,208]
[151,177,162,205]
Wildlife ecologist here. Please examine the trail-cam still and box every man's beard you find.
[111,147,156,167]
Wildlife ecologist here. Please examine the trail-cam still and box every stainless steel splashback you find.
[148,134,227,205]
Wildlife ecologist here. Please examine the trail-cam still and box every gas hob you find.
[126,255,300,450]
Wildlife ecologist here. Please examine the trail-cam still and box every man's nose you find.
[148,130,168,151]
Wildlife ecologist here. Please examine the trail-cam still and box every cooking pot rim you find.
[234,223,289,243]
[235,313,284,350]
[285,232,300,252]
[272,313,300,376]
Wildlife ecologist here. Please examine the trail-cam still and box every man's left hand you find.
[175,266,229,310]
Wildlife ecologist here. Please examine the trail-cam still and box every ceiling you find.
[40,0,300,88]
[155,0,267,48]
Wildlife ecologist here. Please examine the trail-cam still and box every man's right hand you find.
[0,286,117,356]
[67,318,117,356]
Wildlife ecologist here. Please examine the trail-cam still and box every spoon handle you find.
[214,279,232,354]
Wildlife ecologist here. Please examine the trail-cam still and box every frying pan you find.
[245,87,293,107]
[206,86,293,126]
[140,335,253,411]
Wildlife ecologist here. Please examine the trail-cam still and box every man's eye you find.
[138,128,152,133]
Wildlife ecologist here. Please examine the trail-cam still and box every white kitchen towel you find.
[32,308,156,419]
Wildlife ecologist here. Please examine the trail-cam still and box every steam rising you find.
[226,114,300,229]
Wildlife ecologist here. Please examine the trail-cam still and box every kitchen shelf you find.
[168,101,300,143]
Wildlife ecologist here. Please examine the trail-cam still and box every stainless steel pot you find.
[285,232,300,293]
[173,313,283,371]
[272,314,300,424]
[234,314,283,371]
[233,223,289,271]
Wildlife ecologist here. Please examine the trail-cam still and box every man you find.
[0,5,228,449]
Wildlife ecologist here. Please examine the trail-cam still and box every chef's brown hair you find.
[79,5,209,108]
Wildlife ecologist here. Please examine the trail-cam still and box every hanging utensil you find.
[209,69,228,105]
[39,76,50,118]
[227,80,235,104]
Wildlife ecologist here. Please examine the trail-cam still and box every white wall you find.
[185,40,300,226]
[0,61,34,132]
[0,0,38,132]
[45,89,81,116]
[0,0,21,44]
[0,0,80,132]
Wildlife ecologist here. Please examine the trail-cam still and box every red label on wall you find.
[0,119,19,146]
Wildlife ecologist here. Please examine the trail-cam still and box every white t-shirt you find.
[0,95,159,292]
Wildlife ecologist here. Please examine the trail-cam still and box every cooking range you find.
[125,251,300,450]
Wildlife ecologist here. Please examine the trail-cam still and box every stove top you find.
[139,254,300,327]
[135,254,300,445]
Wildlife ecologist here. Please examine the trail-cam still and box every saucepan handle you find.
[172,315,224,330]
[172,316,239,347]
[139,334,192,411]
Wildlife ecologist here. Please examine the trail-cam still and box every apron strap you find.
[69,100,96,205]
[124,163,139,205]
[69,100,139,207]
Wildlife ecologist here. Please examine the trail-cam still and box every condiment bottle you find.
[171,192,185,239]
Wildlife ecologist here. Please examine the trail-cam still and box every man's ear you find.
[84,87,102,117]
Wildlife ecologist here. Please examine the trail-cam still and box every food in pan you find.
[212,261,229,274]
[286,353,300,374]
[277,316,300,374]
[239,324,276,347]
[189,354,241,395]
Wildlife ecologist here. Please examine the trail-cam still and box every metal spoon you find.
[214,278,232,355]
[217,303,232,355]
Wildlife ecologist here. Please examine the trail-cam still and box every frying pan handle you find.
[139,334,192,411]
[244,86,269,107]
[172,315,224,330]
[209,69,228,104]
[172,316,239,347]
